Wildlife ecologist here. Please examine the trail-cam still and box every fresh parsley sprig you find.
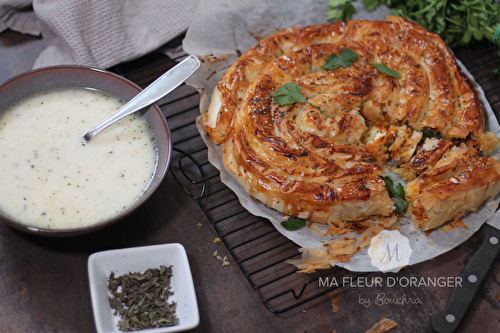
[271,82,325,115]
[380,175,409,213]
[328,0,500,73]
[281,216,307,231]
[362,0,500,49]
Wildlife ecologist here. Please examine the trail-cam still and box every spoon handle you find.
[83,55,200,141]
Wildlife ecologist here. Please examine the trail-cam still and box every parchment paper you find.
[183,0,500,272]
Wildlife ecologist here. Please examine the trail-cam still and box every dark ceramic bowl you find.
[0,66,172,236]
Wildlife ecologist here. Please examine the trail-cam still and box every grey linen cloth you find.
[0,0,199,69]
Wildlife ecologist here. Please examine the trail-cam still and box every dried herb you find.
[107,265,178,332]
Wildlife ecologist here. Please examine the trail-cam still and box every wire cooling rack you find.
[108,38,500,313]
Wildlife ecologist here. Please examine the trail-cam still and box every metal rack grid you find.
[108,39,500,314]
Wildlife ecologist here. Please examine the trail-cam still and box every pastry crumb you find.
[365,317,398,333]
[21,287,27,297]
[326,290,341,313]
[286,236,357,273]
[213,237,221,243]
[213,251,230,266]
[440,219,468,233]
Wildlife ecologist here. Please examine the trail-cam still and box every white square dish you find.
[88,243,199,333]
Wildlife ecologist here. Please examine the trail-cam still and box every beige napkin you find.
[0,0,199,69]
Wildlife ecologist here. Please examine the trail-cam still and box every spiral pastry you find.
[203,16,500,228]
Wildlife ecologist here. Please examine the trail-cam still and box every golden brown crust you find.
[406,145,500,231]
[206,16,484,143]
[204,16,499,228]
[407,138,454,174]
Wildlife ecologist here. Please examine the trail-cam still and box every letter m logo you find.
[383,242,402,262]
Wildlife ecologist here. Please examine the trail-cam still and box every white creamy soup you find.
[0,88,157,229]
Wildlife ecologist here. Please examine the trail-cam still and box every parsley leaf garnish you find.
[372,62,401,78]
[321,48,399,79]
[322,49,358,70]
[271,82,306,105]
[281,216,307,231]
[380,175,408,213]
[271,82,325,115]
[325,0,356,22]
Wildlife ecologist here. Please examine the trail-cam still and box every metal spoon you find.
[83,55,201,142]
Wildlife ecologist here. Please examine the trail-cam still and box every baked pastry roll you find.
[203,16,500,229]
[406,144,500,231]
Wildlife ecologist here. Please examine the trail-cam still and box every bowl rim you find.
[0,65,173,236]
